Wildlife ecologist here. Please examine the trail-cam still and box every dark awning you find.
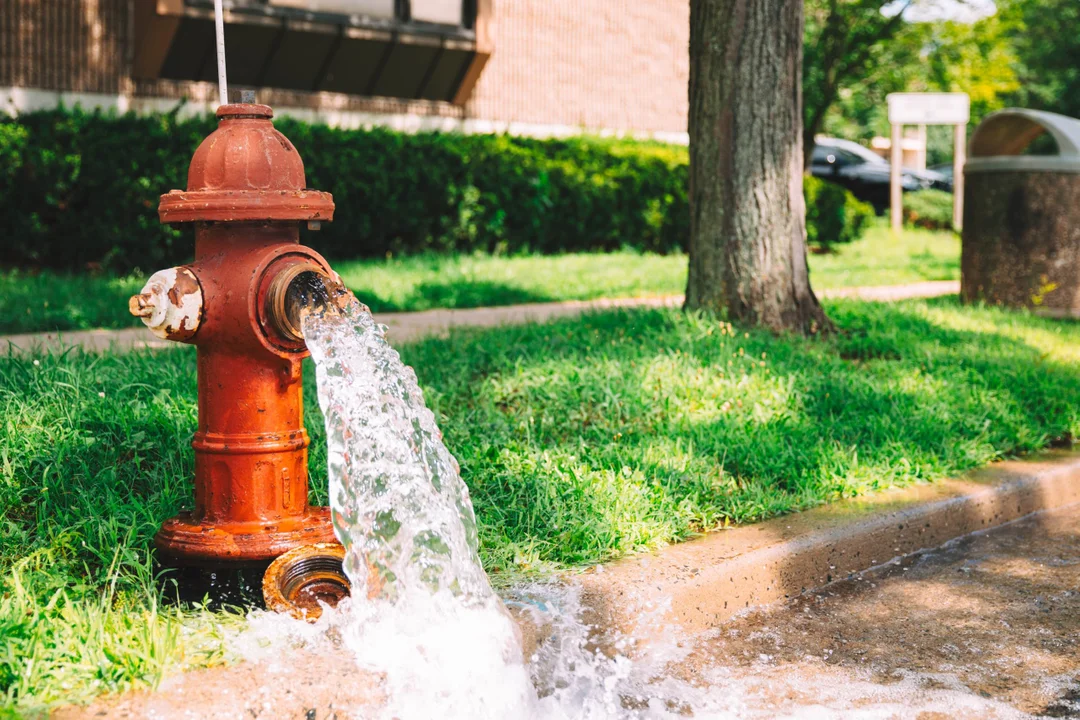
[134,0,486,104]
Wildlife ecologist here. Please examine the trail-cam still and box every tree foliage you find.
[915,15,1021,116]
[998,0,1080,118]
[804,0,1025,163]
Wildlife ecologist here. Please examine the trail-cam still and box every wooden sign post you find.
[886,92,970,233]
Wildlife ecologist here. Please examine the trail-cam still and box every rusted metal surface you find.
[128,266,203,342]
[157,104,334,225]
[136,103,337,565]
[262,542,350,622]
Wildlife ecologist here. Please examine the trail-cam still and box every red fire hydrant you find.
[130,103,337,565]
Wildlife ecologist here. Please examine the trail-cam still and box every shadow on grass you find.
[5,297,1079,580]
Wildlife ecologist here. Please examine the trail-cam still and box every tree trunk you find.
[686,0,829,335]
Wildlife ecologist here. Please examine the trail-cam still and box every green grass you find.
[0,271,146,335]
[808,225,958,289]
[2,295,1079,712]
[1,224,957,335]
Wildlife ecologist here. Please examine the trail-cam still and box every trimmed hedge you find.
[804,175,875,250]
[0,108,871,272]
[0,108,689,272]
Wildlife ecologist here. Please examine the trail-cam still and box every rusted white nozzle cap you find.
[129,267,204,342]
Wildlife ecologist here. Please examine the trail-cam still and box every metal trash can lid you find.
[966,109,1080,174]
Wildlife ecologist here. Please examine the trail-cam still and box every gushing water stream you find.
[301,281,536,717]
[297,281,684,719]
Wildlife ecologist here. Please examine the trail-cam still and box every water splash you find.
[298,283,704,719]
[302,282,536,718]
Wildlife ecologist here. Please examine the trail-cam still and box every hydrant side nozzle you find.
[265,261,332,344]
[129,266,204,343]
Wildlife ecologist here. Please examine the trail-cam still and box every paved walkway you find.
[2,280,958,356]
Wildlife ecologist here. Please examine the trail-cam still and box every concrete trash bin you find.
[962,108,1080,315]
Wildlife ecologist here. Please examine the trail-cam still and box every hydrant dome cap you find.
[158,103,334,224]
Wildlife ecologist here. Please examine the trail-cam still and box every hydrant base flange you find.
[155,507,336,566]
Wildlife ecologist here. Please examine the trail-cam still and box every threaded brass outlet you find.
[263,543,350,622]
[265,261,329,343]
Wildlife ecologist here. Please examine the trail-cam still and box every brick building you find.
[0,0,689,141]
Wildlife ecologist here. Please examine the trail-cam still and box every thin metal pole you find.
[213,0,228,106]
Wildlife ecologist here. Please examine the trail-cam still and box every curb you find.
[575,449,1080,638]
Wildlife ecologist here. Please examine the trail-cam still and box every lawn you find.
[2,295,1079,713]
[0,225,957,335]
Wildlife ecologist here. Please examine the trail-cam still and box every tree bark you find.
[687,0,829,335]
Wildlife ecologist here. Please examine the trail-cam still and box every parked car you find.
[810,138,952,212]
[928,163,955,189]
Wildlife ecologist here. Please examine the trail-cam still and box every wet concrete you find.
[675,503,1080,718]
[50,649,382,720]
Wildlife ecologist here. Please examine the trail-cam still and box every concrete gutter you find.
[575,449,1080,640]
[3,281,958,356]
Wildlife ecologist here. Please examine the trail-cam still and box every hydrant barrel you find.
[143,103,338,565]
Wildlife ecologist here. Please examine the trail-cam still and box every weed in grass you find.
[3,296,1076,712]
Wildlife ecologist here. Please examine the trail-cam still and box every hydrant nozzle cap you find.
[129,267,203,343]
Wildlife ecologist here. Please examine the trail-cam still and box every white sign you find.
[887,93,970,125]
[270,0,394,19]
[411,0,465,25]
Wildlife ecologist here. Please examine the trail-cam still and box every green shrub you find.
[904,189,955,231]
[0,108,689,272]
[0,108,874,272]
[804,175,875,250]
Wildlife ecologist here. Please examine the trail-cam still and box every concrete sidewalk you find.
[2,280,958,356]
